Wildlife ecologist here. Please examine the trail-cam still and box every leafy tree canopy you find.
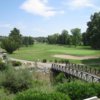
[86,12,100,49]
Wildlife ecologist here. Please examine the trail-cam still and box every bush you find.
[90,83,100,97]
[1,38,19,54]
[56,81,97,100]
[0,60,7,71]
[1,68,32,93]
[42,59,47,63]
[0,88,14,100]
[15,90,70,100]
[64,60,70,64]
[61,59,65,63]
[55,73,66,83]
[54,59,58,63]
[58,59,70,64]
[11,61,22,66]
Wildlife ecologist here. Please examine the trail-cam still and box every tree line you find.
[82,12,100,49]
[47,28,82,47]
[47,11,100,49]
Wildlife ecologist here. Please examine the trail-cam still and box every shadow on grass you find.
[82,58,100,69]
[82,58,100,64]
[60,45,91,49]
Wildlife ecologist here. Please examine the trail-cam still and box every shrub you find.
[0,88,14,100]
[1,38,19,54]
[90,83,100,97]
[55,73,66,83]
[15,90,70,100]
[60,59,65,63]
[1,68,32,93]
[42,59,47,63]
[0,60,7,71]
[11,61,22,66]
[64,60,70,64]
[58,59,69,64]
[54,59,58,63]
[56,81,97,100]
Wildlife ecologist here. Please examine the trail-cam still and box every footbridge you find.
[51,63,100,83]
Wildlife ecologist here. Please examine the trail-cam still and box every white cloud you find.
[20,0,63,17]
[63,0,99,10]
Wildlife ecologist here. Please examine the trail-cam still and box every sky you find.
[0,0,100,37]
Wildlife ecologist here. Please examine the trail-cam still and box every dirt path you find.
[10,58,52,69]
[53,54,100,60]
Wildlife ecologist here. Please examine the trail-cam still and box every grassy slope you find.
[10,43,100,63]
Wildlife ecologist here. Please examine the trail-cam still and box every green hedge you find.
[15,90,70,100]
[56,81,100,100]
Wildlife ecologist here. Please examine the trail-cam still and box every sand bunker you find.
[53,54,99,60]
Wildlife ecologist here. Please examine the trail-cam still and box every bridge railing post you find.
[66,63,69,68]
[51,64,54,69]
[74,64,76,69]
[78,64,80,70]
[94,68,97,75]
[97,69,100,76]
[89,67,92,73]
[85,66,88,72]
[80,72,83,79]
[71,63,74,69]
[86,74,88,82]
[91,76,94,83]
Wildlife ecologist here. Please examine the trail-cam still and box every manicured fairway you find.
[10,43,100,63]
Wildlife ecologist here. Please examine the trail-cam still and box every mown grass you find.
[10,43,100,62]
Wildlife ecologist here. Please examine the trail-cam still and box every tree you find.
[71,28,82,47]
[68,35,73,46]
[9,28,22,48]
[47,33,59,44]
[22,36,34,46]
[58,30,69,45]
[86,12,100,49]
[1,38,19,54]
[34,37,47,43]
[82,32,89,46]
[28,36,34,45]
[22,37,29,46]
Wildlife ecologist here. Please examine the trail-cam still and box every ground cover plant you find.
[15,90,70,100]
[56,81,100,100]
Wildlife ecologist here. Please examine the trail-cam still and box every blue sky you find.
[0,0,100,37]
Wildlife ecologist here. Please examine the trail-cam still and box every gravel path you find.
[10,58,52,69]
